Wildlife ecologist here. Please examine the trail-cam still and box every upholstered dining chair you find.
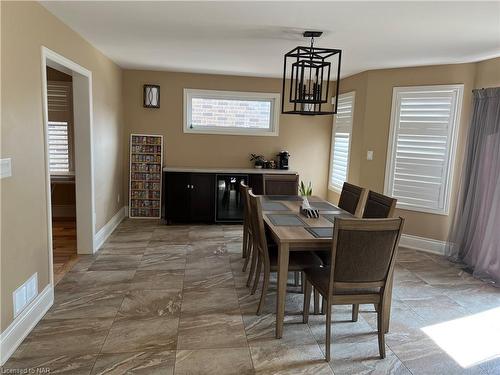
[248,191,323,315]
[338,182,367,217]
[302,217,404,362]
[362,190,397,219]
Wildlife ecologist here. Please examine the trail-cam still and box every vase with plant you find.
[250,153,266,169]
[299,181,313,207]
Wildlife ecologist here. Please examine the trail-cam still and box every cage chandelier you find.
[281,31,342,115]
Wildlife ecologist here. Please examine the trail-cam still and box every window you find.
[329,91,355,191]
[183,89,280,136]
[384,85,463,214]
[47,81,74,174]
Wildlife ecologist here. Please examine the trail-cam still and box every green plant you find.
[299,181,312,196]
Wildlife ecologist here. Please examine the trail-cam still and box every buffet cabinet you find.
[162,171,298,224]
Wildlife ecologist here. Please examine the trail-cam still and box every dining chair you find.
[362,190,397,219]
[302,217,404,362]
[338,182,367,217]
[263,174,299,195]
[240,181,252,267]
[248,191,323,315]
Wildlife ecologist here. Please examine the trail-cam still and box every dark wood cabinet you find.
[163,171,298,224]
[190,173,215,222]
[263,174,299,195]
[164,172,215,223]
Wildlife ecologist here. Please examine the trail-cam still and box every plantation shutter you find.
[329,92,355,190]
[385,86,462,214]
[47,81,73,174]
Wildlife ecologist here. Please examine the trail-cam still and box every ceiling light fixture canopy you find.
[281,31,341,115]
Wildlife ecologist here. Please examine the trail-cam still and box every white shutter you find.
[47,81,73,174]
[385,85,463,214]
[329,92,355,191]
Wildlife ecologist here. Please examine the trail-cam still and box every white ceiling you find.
[41,1,500,78]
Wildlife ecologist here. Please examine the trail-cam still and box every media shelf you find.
[129,134,163,218]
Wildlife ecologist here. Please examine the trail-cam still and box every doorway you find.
[41,47,95,286]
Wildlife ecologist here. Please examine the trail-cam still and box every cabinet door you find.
[190,173,215,222]
[263,174,299,195]
[165,172,191,222]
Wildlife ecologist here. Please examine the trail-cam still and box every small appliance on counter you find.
[277,150,290,170]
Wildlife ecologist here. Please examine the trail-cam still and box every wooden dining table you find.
[260,195,356,338]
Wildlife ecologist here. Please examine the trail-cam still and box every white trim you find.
[41,47,96,280]
[400,234,447,255]
[0,285,54,366]
[384,84,464,215]
[183,89,280,136]
[328,91,356,192]
[94,206,127,251]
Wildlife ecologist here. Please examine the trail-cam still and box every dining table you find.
[260,195,392,339]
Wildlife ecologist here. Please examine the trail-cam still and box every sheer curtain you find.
[446,87,500,285]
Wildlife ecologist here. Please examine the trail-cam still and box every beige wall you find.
[474,56,500,89]
[0,2,124,331]
[122,70,332,199]
[327,59,500,241]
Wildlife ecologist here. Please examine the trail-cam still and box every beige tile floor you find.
[3,219,500,374]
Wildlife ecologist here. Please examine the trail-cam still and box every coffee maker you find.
[277,151,290,170]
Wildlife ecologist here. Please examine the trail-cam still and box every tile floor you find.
[3,219,500,374]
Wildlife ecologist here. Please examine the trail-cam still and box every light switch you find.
[0,158,12,178]
[367,151,374,160]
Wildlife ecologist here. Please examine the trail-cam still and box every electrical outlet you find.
[0,158,12,179]
[13,273,38,317]
[367,150,374,160]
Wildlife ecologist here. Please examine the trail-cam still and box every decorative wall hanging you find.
[281,31,341,115]
[143,84,160,108]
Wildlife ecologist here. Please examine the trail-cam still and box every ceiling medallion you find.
[281,31,342,115]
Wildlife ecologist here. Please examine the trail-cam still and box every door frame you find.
[41,47,96,286]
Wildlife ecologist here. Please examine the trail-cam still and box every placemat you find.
[261,202,290,211]
[268,214,307,226]
[323,212,353,223]
[310,201,337,211]
[305,227,334,238]
[264,195,303,201]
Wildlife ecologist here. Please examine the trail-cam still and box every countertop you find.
[163,167,297,175]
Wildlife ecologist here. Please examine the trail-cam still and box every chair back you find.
[248,191,270,265]
[240,181,251,226]
[338,182,367,217]
[362,191,397,218]
[327,218,404,294]
[263,174,299,195]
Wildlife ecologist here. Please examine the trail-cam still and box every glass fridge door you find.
[216,174,248,222]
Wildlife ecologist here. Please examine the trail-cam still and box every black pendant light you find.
[281,31,341,115]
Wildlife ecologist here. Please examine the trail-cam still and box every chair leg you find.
[303,279,312,324]
[256,264,270,315]
[373,303,378,312]
[242,225,248,259]
[377,302,386,358]
[242,234,251,271]
[301,272,305,293]
[321,296,326,315]
[352,304,359,322]
[251,254,262,295]
[325,302,332,362]
[294,271,300,287]
[313,289,320,314]
[246,243,257,286]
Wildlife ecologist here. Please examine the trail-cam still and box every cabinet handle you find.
[186,184,190,189]
[191,185,194,189]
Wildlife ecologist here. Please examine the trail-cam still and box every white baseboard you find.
[400,234,448,255]
[93,206,126,252]
[0,284,53,366]
[51,204,76,218]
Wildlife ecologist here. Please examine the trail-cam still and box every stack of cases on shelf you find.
[129,134,163,218]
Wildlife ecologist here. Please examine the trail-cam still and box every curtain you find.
[446,87,500,285]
